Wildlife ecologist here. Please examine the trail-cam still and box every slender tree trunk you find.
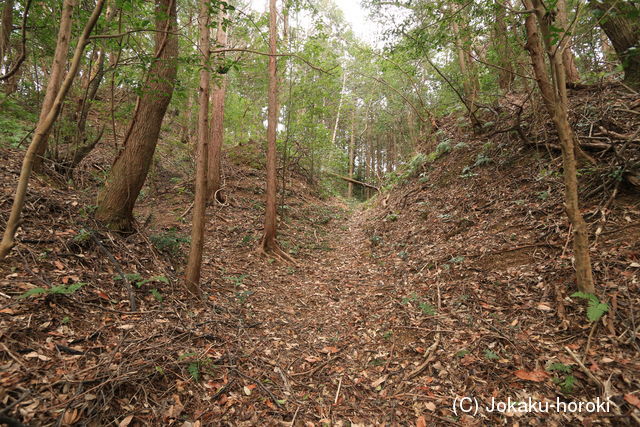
[493,0,515,91]
[95,0,178,231]
[347,108,355,198]
[0,0,105,259]
[452,18,480,129]
[0,0,12,73]
[207,6,227,203]
[31,0,75,171]
[523,0,595,294]
[557,0,580,83]
[184,0,210,297]
[589,0,639,88]
[261,0,280,252]
[331,72,346,146]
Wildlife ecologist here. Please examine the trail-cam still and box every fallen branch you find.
[326,172,379,191]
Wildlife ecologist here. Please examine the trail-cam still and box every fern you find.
[188,362,200,381]
[19,282,86,299]
[571,292,609,322]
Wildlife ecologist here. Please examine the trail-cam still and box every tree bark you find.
[523,0,595,294]
[347,108,355,198]
[0,0,105,259]
[493,0,515,91]
[207,6,227,203]
[331,72,346,147]
[0,0,12,73]
[261,0,279,252]
[557,0,580,83]
[95,0,178,231]
[184,0,210,297]
[452,17,480,129]
[31,0,75,171]
[589,0,640,88]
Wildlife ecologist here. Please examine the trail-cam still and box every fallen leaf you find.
[320,346,339,354]
[624,394,640,409]
[61,408,80,425]
[305,356,322,363]
[416,415,427,427]
[536,303,552,311]
[119,415,134,427]
[96,290,110,300]
[425,401,436,411]
[370,374,388,388]
[514,369,549,382]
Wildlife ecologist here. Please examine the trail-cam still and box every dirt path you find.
[204,206,439,424]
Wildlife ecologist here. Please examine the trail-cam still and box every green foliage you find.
[401,293,436,315]
[385,213,399,222]
[548,362,577,393]
[435,140,452,155]
[0,96,36,149]
[548,362,572,374]
[226,274,248,287]
[571,292,609,322]
[370,235,382,246]
[150,229,189,257]
[484,349,499,360]
[73,229,93,244]
[19,282,86,299]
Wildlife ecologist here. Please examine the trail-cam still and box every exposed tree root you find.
[257,239,297,265]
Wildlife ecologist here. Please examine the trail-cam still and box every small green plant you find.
[473,153,492,167]
[402,293,436,315]
[382,330,393,340]
[149,288,163,302]
[386,213,399,222]
[73,228,93,244]
[455,349,470,358]
[435,140,452,155]
[454,142,468,150]
[370,235,382,246]
[150,229,189,257]
[548,363,577,393]
[538,191,550,201]
[460,166,477,179]
[19,282,86,299]
[79,205,98,218]
[571,292,609,322]
[236,290,253,303]
[449,255,465,264]
[226,274,247,287]
[484,349,499,360]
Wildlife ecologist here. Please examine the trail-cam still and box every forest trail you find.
[197,203,444,424]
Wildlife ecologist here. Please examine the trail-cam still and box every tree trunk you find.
[523,0,595,294]
[95,0,178,231]
[184,0,210,297]
[452,18,480,129]
[261,0,279,252]
[0,0,105,259]
[557,0,580,83]
[31,0,75,171]
[493,0,515,91]
[0,0,12,73]
[347,108,355,198]
[207,6,227,203]
[589,0,640,88]
[331,72,346,146]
